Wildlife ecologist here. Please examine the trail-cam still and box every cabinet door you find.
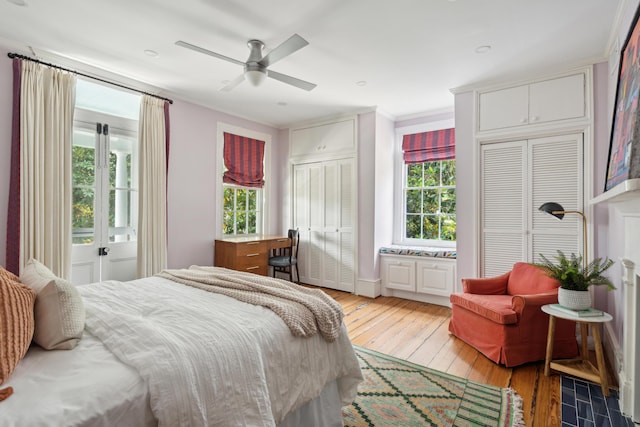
[481,141,527,277]
[478,85,529,131]
[293,165,310,282]
[529,134,583,262]
[529,74,585,125]
[337,159,355,292]
[290,118,356,159]
[415,260,455,296]
[381,257,415,292]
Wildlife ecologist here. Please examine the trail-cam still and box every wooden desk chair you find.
[268,229,299,283]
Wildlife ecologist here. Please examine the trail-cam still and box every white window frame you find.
[215,123,271,238]
[393,119,456,248]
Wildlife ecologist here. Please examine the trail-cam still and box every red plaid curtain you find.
[223,132,265,188]
[402,128,455,164]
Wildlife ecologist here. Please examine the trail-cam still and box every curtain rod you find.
[7,52,173,104]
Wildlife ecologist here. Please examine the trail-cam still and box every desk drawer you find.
[235,241,268,256]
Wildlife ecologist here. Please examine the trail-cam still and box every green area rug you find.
[343,346,524,427]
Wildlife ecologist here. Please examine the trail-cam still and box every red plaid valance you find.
[402,128,455,164]
[223,132,265,188]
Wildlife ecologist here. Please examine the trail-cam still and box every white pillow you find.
[20,259,85,350]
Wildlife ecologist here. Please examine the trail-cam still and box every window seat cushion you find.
[379,245,456,258]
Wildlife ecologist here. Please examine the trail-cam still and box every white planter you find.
[558,288,592,310]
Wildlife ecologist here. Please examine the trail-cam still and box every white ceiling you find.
[0,0,623,128]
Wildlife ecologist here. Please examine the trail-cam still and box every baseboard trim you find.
[355,278,381,298]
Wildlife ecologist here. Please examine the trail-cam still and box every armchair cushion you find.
[449,293,517,324]
[462,271,510,295]
[507,262,560,295]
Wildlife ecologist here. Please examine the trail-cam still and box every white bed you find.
[1,273,362,426]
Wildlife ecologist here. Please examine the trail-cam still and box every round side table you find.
[541,304,613,396]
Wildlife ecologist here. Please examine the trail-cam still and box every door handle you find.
[98,247,110,256]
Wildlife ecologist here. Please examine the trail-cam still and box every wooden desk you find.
[214,235,290,276]
[542,304,613,396]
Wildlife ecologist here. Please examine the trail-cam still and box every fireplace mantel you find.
[590,177,640,422]
[590,178,640,207]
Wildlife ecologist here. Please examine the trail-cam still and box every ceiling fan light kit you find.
[176,34,316,91]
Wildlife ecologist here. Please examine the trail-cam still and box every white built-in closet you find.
[291,117,357,293]
[475,68,591,277]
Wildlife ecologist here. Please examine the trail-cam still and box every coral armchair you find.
[449,262,578,367]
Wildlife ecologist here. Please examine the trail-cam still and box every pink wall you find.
[162,101,281,269]
[0,43,283,270]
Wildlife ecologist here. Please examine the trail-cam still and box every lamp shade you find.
[539,202,565,220]
[245,69,267,86]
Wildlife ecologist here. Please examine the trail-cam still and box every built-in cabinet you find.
[480,134,584,277]
[380,255,455,307]
[478,72,586,132]
[291,117,357,293]
[476,68,590,278]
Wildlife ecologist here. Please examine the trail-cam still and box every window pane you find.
[248,211,257,234]
[423,162,439,187]
[406,164,423,187]
[72,144,95,186]
[406,214,421,239]
[72,188,94,244]
[248,190,256,211]
[223,211,234,234]
[236,212,247,234]
[440,188,456,213]
[442,215,456,241]
[76,79,141,120]
[423,189,439,214]
[442,160,456,186]
[406,190,422,214]
[223,188,234,211]
[423,215,439,240]
[237,189,247,210]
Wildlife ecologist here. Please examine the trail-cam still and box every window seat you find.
[379,245,456,259]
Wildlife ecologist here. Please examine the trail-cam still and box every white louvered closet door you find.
[481,141,527,277]
[292,158,355,292]
[480,134,583,277]
[529,134,583,263]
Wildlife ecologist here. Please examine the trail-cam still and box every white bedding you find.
[2,332,155,427]
[78,276,361,426]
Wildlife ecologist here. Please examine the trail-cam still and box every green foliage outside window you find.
[223,186,259,235]
[405,160,456,241]
[72,144,133,244]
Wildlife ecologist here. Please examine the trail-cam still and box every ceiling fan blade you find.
[267,70,316,91]
[175,40,245,67]
[219,74,246,92]
[259,34,309,67]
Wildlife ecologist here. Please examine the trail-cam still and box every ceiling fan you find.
[175,34,316,92]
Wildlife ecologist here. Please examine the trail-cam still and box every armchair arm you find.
[462,271,510,295]
[511,291,558,317]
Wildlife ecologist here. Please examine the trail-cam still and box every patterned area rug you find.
[343,346,524,427]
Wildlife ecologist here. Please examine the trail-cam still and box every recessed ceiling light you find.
[475,45,492,54]
[356,80,367,87]
[144,49,159,57]
[277,101,288,107]
[6,0,27,6]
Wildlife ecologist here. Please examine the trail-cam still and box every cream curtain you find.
[19,61,76,278]
[137,95,168,278]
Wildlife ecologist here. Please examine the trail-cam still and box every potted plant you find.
[534,250,615,310]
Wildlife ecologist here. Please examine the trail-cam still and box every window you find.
[223,186,262,235]
[394,121,456,247]
[404,160,456,241]
[216,124,271,238]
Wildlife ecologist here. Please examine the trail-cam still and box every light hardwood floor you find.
[320,288,617,427]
